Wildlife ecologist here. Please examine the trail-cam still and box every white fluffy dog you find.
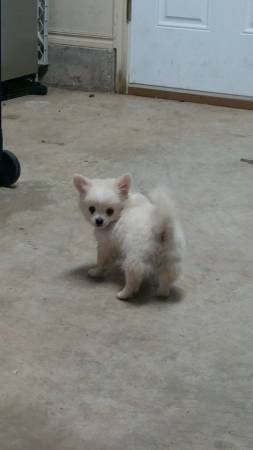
[73,174,185,300]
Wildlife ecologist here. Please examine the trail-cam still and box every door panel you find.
[158,0,209,30]
[244,0,253,34]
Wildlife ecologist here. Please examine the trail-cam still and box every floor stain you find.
[0,181,55,223]
[240,158,253,165]
[3,114,20,120]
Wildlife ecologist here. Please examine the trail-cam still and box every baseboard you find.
[43,44,115,92]
[128,85,253,110]
[49,31,113,50]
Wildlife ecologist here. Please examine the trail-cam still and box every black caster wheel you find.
[0,149,21,187]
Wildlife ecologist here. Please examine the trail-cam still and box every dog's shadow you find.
[65,264,185,306]
[65,263,124,286]
[129,283,185,307]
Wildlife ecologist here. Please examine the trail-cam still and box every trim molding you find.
[128,85,253,110]
[49,31,113,49]
[49,28,112,40]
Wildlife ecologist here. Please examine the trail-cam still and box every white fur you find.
[73,174,185,300]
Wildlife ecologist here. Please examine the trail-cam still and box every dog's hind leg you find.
[157,262,180,298]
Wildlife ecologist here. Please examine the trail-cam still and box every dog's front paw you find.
[157,288,171,298]
[88,267,104,278]
[117,288,133,301]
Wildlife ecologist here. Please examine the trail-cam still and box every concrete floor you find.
[1,89,253,450]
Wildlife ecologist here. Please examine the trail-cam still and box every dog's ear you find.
[116,174,132,196]
[73,174,91,195]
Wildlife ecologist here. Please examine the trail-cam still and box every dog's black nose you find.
[96,217,104,227]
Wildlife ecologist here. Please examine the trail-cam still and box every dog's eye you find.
[106,208,114,216]
[89,206,96,214]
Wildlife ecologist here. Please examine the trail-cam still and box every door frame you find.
[113,0,129,93]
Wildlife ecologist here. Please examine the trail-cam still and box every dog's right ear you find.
[116,174,132,196]
[73,174,91,195]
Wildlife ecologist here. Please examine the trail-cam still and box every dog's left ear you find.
[73,174,91,195]
[116,174,132,196]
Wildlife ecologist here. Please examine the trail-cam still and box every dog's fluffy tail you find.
[149,187,185,257]
[149,186,175,219]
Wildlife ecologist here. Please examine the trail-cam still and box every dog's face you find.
[73,174,131,229]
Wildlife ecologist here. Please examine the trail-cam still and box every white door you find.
[129,0,253,97]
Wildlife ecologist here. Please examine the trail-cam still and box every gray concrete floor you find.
[1,88,253,450]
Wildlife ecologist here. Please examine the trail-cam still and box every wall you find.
[45,0,124,91]
[49,0,114,49]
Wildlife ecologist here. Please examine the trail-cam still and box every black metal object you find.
[2,76,47,101]
[0,147,21,187]
[0,0,21,186]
